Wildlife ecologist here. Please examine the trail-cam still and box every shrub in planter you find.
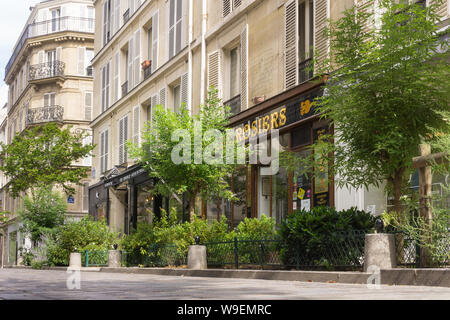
[278,206,375,269]
[45,216,118,266]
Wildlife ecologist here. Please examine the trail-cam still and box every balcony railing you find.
[224,94,241,116]
[299,58,314,83]
[123,9,130,24]
[86,66,93,77]
[143,65,152,80]
[29,61,65,81]
[26,105,64,125]
[122,81,128,98]
[5,16,94,77]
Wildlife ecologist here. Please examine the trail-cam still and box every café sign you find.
[233,89,322,142]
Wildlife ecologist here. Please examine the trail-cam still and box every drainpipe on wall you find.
[188,0,193,114]
[200,0,207,106]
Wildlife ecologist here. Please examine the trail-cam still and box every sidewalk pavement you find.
[5,265,449,288]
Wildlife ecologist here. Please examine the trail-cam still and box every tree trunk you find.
[189,193,196,222]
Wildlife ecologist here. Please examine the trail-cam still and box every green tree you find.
[305,0,449,214]
[130,89,238,221]
[0,123,94,198]
[18,186,66,244]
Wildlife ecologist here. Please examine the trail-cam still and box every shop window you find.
[291,123,312,148]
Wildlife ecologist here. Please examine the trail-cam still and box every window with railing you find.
[29,61,65,80]
[5,16,95,77]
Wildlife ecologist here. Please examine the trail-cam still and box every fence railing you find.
[83,250,109,267]
[122,244,187,268]
[204,232,366,270]
[392,231,449,268]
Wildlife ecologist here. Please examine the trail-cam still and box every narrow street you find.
[0,268,449,300]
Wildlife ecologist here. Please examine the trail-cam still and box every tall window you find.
[82,182,89,212]
[299,0,314,82]
[44,93,56,107]
[51,8,61,32]
[102,0,112,46]
[100,129,109,173]
[101,62,111,112]
[229,47,241,99]
[168,0,183,59]
[84,92,93,121]
[173,84,181,113]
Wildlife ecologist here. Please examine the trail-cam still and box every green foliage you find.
[129,89,239,220]
[45,216,118,266]
[19,186,66,244]
[381,184,450,265]
[0,123,95,197]
[235,215,276,240]
[278,206,375,268]
[294,0,450,210]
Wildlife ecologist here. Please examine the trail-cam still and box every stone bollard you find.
[187,245,207,270]
[364,233,396,272]
[108,250,122,268]
[69,253,82,269]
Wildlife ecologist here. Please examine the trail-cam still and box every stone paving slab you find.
[0,268,450,300]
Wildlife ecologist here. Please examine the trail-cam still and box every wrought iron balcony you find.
[224,94,241,116]
[122,81,128,98]
[123,9,130,24]
[144,65,152,80]
[26,105,64,125]
[5,17,94,77]
[29,61,65,81]
[299,58,314,83]
[86,66,93,77]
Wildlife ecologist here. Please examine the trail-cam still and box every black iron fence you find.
[205,232,366,271]
[393,231,449,268]
[122,244,187,267]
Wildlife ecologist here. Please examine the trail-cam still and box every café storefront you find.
[89,164,169,234]
[225,78,333,226]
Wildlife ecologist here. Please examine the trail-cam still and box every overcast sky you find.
[0,1,41,107]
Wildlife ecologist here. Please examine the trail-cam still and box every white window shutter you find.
[152,11,159,72]
[159,87,166,109]
[124,115,129,162]
[128,37,134,91]
[314,0,329,67]
[223,0,232,17]
[207,50,221,99]
[233,0,242,8]
[104,129,109,171]
[134,29,141,86]
[130,0,135,15]
[100,131,105,173]
[56,47,62,62]
[106,61,111,109]
[83,134,92,166]
[85,92,93,120]
[110,0,115,36]
[175,0,183,54]
[181,72,188,108]
[44,94,49,107]
[150,94,158,121]
[119,118,124,164]
[168,0,175,59]
[133,106,140,145]
[101,66,105,112]
[102,1,108,46]
[114,51,120,102]
[78,47,85,75]
[115,0,120,33]
[285,0,298,89]
[240,25,248,109]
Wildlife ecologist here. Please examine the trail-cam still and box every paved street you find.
[0,268,449,300]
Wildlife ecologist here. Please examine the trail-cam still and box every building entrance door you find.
[8,231,17,265]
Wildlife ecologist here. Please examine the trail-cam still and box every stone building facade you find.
[0,0,95,266]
